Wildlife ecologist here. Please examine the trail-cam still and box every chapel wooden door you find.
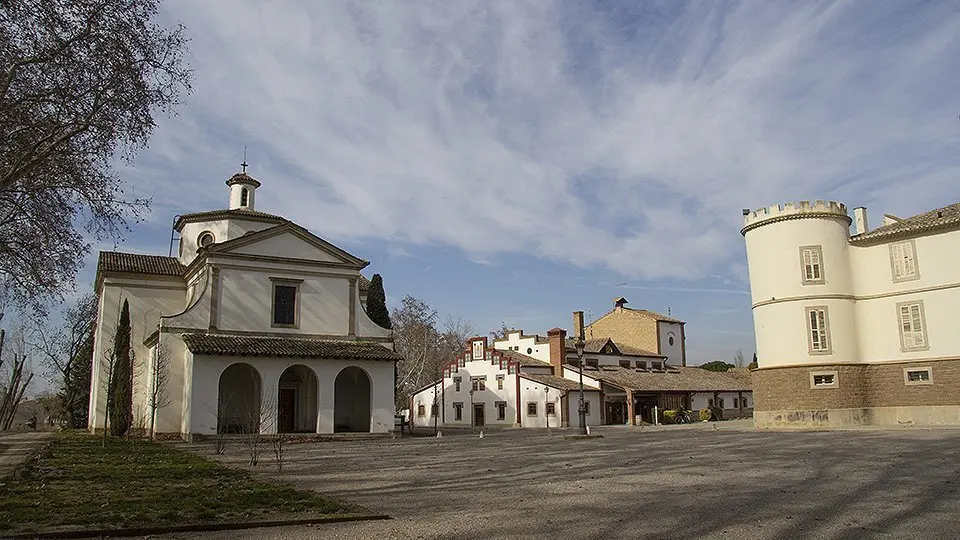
[278,388,295,433]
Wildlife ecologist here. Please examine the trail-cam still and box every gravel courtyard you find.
[170,423,960,539]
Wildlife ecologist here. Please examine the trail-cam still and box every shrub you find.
[699,408,713,422]
[661,410,677,424]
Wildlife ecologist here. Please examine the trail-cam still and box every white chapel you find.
[88,170,399,439]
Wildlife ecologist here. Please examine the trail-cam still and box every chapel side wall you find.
[411,385,441,428]
[88,279,186,431]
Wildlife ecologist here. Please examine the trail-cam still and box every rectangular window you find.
[546,402,556,416]
[733,398,739,408]
[898,301,928,351]
[585,358,598,368]
[453,402,463,421]
[719,398,725,409]
[496,375,504,390]
[903,367,933,385]
[810,371,838,389]
[454,377,461,392]
[417,404,425,417]
[527,402,537,416]
[584,401,590,415]
[496,401,506,420]
[708,398,714,407]
[890,241,919,282]
[806,306,831,354]
[800,245,825,285]
[271,280,300,327]
[637,361,647,370]
[619,360,631,368]
[431,404,439,416]
[471,377,486,392]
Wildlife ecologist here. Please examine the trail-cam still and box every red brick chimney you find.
[573,311,585,340]
[546,327,567,376]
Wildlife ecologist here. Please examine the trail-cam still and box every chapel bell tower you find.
[226,169,260,210]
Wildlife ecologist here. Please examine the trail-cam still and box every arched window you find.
[198,232,215,248]
[240,187,249,207]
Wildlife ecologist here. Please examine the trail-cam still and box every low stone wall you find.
[752,358,960,428]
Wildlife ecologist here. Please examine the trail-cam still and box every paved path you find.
[165,425,960,539]
[0,431,55,479]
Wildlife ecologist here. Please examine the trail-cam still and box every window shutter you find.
[910,304,924,347]
[810,249,821,279]
[803,249,813,280]
[903,243,916,277]
[900,305,914,348]
[891,243,907,278]
[817,310,828,350]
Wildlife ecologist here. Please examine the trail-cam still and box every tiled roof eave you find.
[849,217,960,245]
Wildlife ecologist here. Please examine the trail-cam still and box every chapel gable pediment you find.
[206,223,368,268]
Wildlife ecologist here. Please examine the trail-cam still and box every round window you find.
[526,347,533,354]
[198,232,215,248]
[668,336,675,346]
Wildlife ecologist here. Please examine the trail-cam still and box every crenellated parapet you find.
[741,200,850,235]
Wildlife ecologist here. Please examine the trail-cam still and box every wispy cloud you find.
[144,0,959,284]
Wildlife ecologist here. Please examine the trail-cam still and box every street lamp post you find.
[433,385,439,436]
[469,388,475,429]
[576,337,587,434]
[545,387,551,434]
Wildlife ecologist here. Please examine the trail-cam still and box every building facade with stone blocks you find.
[89,170,397,439]
[742,199,960,428]
[582,298,687,366]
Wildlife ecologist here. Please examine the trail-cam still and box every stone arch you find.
[218,363,262,434]
[277,364,319,433]
[334,366,372,433]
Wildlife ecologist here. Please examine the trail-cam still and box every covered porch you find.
[179,334,402,437]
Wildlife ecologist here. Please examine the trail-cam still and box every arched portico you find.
[277,364,319,433]
[334,366,372,432]
[218,363,262,433]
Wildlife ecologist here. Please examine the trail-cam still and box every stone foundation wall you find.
[753,358,960,428]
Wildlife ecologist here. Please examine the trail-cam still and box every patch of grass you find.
[0,432,359,534]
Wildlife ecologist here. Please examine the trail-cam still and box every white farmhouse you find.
[89,170,400,439]
[411,307,752,430]
[741,200,960,428]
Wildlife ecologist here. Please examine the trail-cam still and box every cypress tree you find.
[366,274,392,329]
[108,299,132,436]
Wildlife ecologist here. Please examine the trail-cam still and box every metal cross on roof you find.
[241,145,248,173]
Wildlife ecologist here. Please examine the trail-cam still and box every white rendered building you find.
[89,170,399,439]
[742,200,960,427]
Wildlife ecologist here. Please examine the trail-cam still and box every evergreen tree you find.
[366,274,392,329]
[62,329,93,428]
[699,360,735,372]
[748,352,758,370]
[108,299,132,436]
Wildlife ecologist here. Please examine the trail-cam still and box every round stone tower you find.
[741,200,858,368]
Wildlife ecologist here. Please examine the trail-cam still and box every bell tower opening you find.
[226,172,261,210]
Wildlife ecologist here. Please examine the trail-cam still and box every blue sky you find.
[75,0,960,366]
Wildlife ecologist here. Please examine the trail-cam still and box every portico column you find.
[627,389,635,426]
[257,362,283,435]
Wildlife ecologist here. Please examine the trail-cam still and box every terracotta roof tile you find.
[498,350,550,366]
[174,208,288,231]
[520,373,600,391]
[98,252,185,277]
[583,366,751,392]
[564,338,664,358]
[181,334,401,361]
[850,202,960,244]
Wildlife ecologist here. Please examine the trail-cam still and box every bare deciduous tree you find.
[0,326,34,430]
[242,388,275,467]
[147,343,171,439]
[30,294,97,427]
[733,348,745,369]
[0,0,192,311]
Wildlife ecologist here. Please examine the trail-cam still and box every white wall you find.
[493,331,551,362]
[411,383,442,428]
[442,354,517,427]
[89,278,187,432]
[518,378,563,428]
[691,392,753,411]
[658,322,684,366]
